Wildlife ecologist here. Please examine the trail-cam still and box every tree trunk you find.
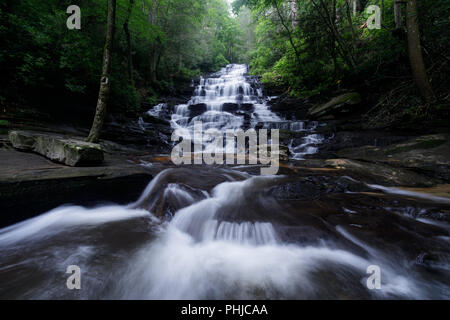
[88,0,116,143]
[352,0,359,15]
[394,0,402,29]
[291,0,298,30]
[313,0,356,68]
[345,0,356,52]
[272,0,300,65]
[406,0,434,101]
[150,0,158,84]
[123,0,134,85]
[177,53,182,74]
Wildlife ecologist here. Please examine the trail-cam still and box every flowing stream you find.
[0,65,449,300]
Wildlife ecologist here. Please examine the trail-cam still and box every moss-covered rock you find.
[308,93,361,119]
[337,134,450,182]
[9,131,104,166]
[324,159,438,187]
[8,130,36,150]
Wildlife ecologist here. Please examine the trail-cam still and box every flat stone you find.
[0,148,155,227]
[9,131,104,167]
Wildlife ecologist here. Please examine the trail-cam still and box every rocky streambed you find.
[0,64,449,299]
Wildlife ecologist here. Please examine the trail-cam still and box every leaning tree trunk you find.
[394,0,402,29]
[88,0,117,143]
[123,0,134,85]
[406,0,435,101]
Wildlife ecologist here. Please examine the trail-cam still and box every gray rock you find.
[188,103,207,118]
[8,130,36,150]
[337,134,450,181]
[324,159,438,187]
[222,103,239,113]
[9,131,104,167]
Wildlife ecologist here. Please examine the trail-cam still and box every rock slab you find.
[9,131,104,166]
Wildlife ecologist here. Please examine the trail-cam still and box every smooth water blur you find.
[149,64,324,159]
[0,168,449,299]
[0,65,448,300]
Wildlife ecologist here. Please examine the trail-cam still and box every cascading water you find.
[151,64,324,159]
[0,65,449,300]
[1,167,448,299]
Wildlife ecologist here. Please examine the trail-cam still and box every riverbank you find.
[1,64,449,300]
[1,77,450,229]
[1,125,449,228]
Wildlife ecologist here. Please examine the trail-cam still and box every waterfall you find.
[150,64,324,159]
[171,64,278,134]
[0,65,448,300]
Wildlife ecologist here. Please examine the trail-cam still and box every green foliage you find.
[238,0,449,100]
[1,0,448,124]
[0,0,247,115]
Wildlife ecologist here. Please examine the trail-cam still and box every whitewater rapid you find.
[1,168,448,299]
[0,65,448,300]
[150,64,324,160]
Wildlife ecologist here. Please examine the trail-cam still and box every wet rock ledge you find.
[0,134,158,228]
[9,130,104,166]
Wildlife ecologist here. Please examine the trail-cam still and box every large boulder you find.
[308,92,361,119]
[240,103,255,113]
[9,131,104,167]
[337,134,450,181]
[8,130,36,150]
[324,159,438,187]
[222,103,239,113]
[188,103,207,118]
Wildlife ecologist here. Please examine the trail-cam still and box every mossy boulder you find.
[308,93,361,119]
[9,131,104,167]
[324,159,437,187]
[9,130,37,150]
[337,134,450,182]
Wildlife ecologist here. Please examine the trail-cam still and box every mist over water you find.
[0,65,449,300]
